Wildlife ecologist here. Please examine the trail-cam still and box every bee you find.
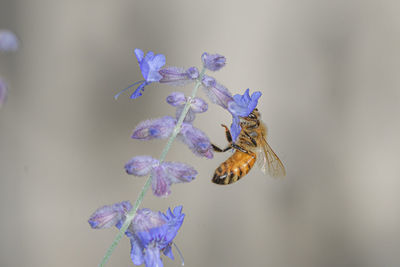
[211,108,285,185]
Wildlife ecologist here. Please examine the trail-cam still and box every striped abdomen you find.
[212,151,256,185]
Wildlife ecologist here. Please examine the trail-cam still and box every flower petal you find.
[230,116,242,142]
[190,97,208,113]
[201,52,226,71]
[228,89,262,117]
[178,123,213,158]
[130,235,145,265]
[134,48,144,62]
[132,116,176,140]
[125,156,159,176]
[201,76,233,110]
[144,246,163,267]
[88,201,132,229]
[159,67,193,86]
[152,166,171,197]
[130,81,149,99]
[161,162,197,184]
[166,92,186,107]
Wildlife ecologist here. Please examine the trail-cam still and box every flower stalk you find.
[99,67,206,267]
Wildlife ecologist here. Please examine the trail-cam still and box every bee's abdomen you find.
[212,151,256,185]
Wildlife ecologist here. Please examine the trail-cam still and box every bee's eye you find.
[248,113,256,119]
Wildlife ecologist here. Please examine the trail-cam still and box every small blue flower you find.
[127,206,185,267]
[178,123,213,159]
[115,48,166,99]
[227,89,262,141]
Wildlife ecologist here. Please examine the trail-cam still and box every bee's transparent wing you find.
[257,138,286,178]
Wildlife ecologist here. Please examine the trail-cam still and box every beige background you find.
[1,1,400,266]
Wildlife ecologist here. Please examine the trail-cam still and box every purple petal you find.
[135,49,166,82]
[230,116,242,142]
[0,78,7,107]
[178,123,213,158]
[144,245,163,267]
[130,81,149,99]
[201,79,234,110]
[133,208,166,233]
[163,245,174,260]
[88,201,132,229]
[0,30,19,52]
[159,67,193,86]
[228,89,262,117]
[175,105,196,123]
[152,166,171,197]
[201,75,216,88]
[201,52,226,71]
[186,67,199,79]
[134,48,144,62]
[132,116,176,140]
[125,156,159,176]
[190,97,208,113]
[166,92,186,107]
[161,162,197,183]
[130,235,145,265]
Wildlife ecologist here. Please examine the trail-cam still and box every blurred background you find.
[1,0,400,266]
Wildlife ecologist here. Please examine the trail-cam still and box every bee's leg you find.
[231,143,250,153]
[220,124,233,143]
[244,131,258,147]
[211,144,232,152]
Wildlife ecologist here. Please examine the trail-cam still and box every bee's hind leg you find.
[211,124,234,153]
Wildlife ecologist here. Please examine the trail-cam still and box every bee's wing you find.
[257,137,286,178]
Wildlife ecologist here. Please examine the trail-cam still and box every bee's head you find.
[240,108,260,126]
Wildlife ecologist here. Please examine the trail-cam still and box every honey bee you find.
[212,108,285,185]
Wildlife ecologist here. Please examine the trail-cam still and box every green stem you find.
[99,67,206,267]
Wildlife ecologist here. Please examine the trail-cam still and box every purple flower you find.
[115,48,166,99]
[0,30,19,52]
[88,201,132,229]
[125,156,197,197]
[126,206,185,267]
[0,78,7,107]
[178,123,213,159]
[131,116,176,140]
[167,92,208,123]
[227,89,262,141]
[201,52,226,71]
[201,75,233,110]
[159,66,199,86]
